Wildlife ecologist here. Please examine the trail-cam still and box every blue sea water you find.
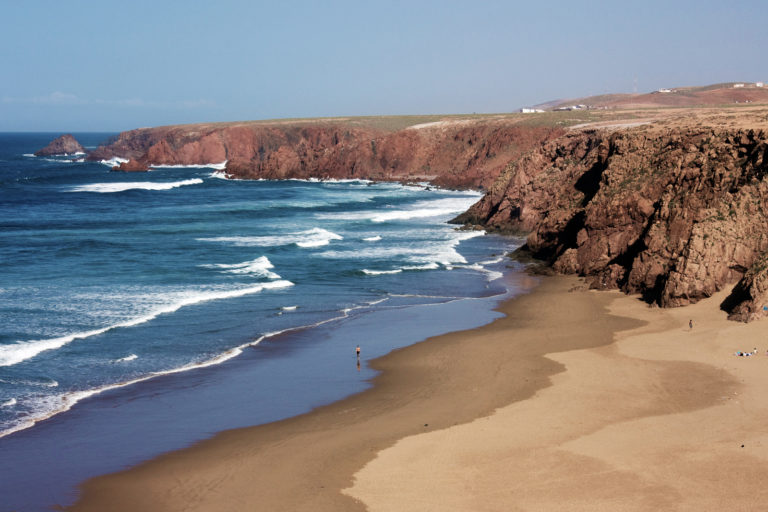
[0,133,524,510]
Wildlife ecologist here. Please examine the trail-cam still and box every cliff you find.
[35,134,85,156]
[48,103,768,321]
[456,127,768,321]
[86,118,564,190]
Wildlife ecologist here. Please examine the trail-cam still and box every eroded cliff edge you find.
[86,118,564,190]
[456,128,768,321]
[68,109,768,321]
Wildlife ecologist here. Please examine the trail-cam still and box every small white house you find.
[756,82,764,88]
[520,108,544,113]
[733,83,745,88]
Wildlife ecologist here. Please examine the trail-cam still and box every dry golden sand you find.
[346,281,768,511]
[68,275,768,511]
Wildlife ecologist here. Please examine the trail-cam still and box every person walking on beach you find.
[689,319,693,330]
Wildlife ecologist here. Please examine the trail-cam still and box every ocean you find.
[0,132,525,510]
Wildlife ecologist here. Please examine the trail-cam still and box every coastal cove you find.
[0,133,524,510]
[5,101,768,510]
[71,275,768,511]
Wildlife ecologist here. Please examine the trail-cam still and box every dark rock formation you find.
[35,134,85,156]
[113,159,150,172]
[86,120,564,189]
[457,128,768,321]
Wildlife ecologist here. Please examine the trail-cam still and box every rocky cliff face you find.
[457,128,768,321]
[35,134,85,156]
[85,120,563,189]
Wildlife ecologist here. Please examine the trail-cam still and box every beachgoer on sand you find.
[689,319,693,330]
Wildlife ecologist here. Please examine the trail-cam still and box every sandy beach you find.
[68,274,768,511]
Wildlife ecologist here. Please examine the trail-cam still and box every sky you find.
[1,0,767,131]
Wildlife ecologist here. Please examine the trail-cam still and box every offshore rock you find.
[113,159,149,172]
[458,128,768,320]
[35,134,85,156]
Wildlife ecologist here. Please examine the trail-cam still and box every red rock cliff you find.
[457,128,768,321]
[86,119,563,189]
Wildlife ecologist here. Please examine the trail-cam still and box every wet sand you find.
[69,275,768,511]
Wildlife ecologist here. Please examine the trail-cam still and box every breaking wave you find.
[199,227,343,248]
[0,280,294,368]
[200,256,281,279]
[149,161,227,170]
[316,196,480,223]
[68,179,203,193]
[98,157,129,167]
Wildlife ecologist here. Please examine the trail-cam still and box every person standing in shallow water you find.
[356,345,361,371]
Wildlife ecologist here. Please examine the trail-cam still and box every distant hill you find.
[542,82,768,111]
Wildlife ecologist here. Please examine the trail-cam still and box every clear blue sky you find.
[2,0,766,131]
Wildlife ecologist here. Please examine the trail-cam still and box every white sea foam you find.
[149,161,227,170]
[68,178,203,193]
[363,235,382,242]
[281,305,298,311]
[41,157,85,163]
[362,269,403,275]
[0,377,60,388]
[1,398,16,408]
[315,196,481,223]
[479,256,505,265]
[98,157,129,167]
[0,292,386,440]
[286,178,372,184]
[114,354,138,363]
[23,153,36,158]
[362,261,442,276]
[209,170,230,180]
[319,230,483,266]
[452,263,504,281]
[199,227,343,248]
[200,256,281,279]
[0,280,294,368]
[402,262,441,270]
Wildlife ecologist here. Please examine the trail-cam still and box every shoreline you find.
[68,274,636,511]
[0,256,516,511]
[347,279,768,510]
[69,271,768,510]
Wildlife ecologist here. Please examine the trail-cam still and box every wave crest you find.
[199,227,343,248]
[0,280,294,368]
[68,179,203,193]
[200,256,281,279]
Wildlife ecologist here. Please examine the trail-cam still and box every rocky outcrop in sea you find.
[34,134,85,156]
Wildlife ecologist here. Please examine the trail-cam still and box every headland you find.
[50,82,768,509]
